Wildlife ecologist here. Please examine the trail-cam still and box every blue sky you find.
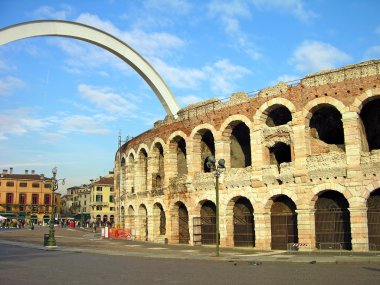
[0,0,379,193]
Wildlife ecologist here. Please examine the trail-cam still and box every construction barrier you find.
[287,243,311,252]
[110,228,133,240]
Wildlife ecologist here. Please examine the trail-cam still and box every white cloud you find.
[365,46,380,59]
[75,13,184,58]
[251,0,317,22]
[290,41,352,73]
[203,59,251,95]
[49,14,185,76]
[208,1,261,60]
[0,76,25,96]
[78,84,137,116]
[152,58,205,89]
[0,108,50,140]
[153,58,251,96]
[31,5,72,20]
[58,115,111,135]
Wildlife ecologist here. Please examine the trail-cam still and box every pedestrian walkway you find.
[0,226,379,264]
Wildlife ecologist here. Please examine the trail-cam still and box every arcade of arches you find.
[115,60,380,251]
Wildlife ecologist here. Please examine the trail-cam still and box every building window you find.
[44,183,51,189]
[44,194,51,205]
[19,193,26,204]
[6,193,14,204]
[96,206,102,211]
[110,187,114,192]
[110,207,115,211]
[96,186,102,191]
[6,181,14,187]
[32,183,39,188]
[32,194,39,204]
[109,195,114,203]
[20,182,27,187]
[96,195,103,202]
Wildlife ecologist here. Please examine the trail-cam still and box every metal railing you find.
[287,242,379,255]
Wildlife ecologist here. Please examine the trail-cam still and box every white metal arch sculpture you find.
[0,20,180,116]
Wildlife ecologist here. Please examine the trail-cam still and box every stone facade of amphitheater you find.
[114,60,380,251]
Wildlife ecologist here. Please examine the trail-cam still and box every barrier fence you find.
[287,242,378,255]
[109,228,134,240]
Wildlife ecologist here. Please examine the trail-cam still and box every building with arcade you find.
[114,60,380,251]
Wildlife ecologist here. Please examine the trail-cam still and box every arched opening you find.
[138,204,148,241]
[269,142,291,170]
[309,105,345,151]
[178,203,190,244]
[200,131,215,172]
[367,188,380,250]
[233,197,255,247]
[152,143,164,190]
[127,206,135,232]
[270,195,298,250]
[266,105,292,127]
[160,206,166,236]
[96,214,101,224]
[360,98,380,151]
[200,201,216,244]
[31,215,37,224]
[121,206,125,229]
[315,190,352,250]
[127,154,135,193]
[138,149,148,192]
[170,136,188,177]
[120,157,126,193]
[103,215,108,223]
[43,215,50,225]
[228,122,251,168]
[153,203,166,237]
[110,215,114,224]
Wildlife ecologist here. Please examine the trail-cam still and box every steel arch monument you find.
[0,20,180,116]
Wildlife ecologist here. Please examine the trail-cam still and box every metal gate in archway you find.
[193,201,217,245]
[315,191,352,250]
[233,198,255,247]
[178,204,189,244]
[367,190,380,250]
[193,216,216,245]
[271,196,298,250]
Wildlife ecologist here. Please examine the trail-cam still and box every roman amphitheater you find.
[114,59,380,251]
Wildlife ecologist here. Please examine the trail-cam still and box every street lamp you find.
[45,167,65,247]
[206,155,225,257]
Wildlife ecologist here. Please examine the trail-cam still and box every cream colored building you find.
[90,174,115,224]
[114,60,380,251]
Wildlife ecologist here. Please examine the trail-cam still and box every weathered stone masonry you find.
[115,60,380,251]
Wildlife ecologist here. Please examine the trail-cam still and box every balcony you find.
[90,201,109,207]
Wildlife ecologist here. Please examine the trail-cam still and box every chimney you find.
[31,170,35,174]
[25,170,29,174]
[10,167,13,174]
[2,169,8,174]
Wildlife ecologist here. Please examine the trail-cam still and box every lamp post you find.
[206,155,225,257]
[45,167,65,247]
